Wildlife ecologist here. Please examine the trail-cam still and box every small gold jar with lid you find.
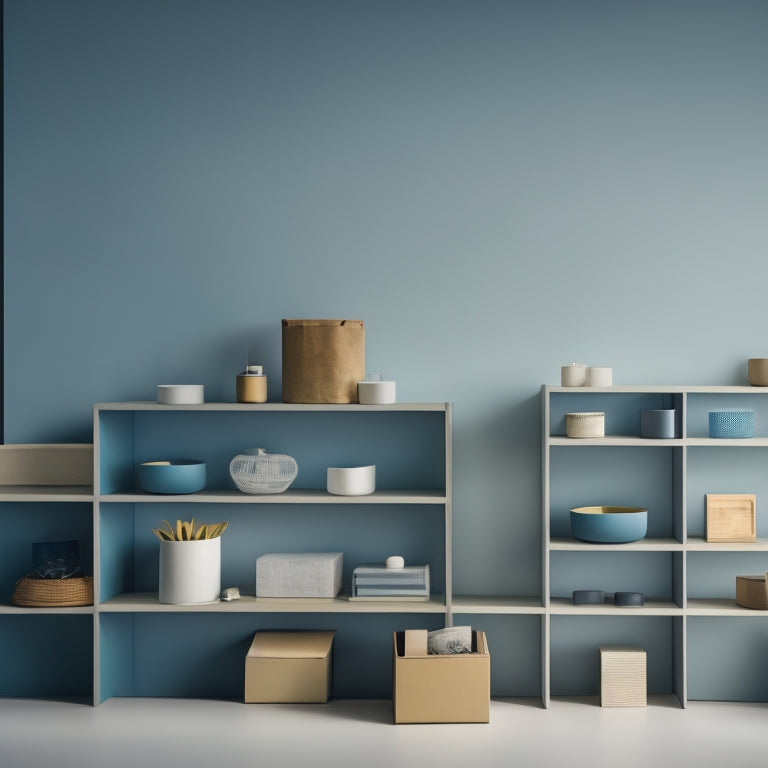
[236,365,268,403]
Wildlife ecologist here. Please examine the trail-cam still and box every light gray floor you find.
[1,696,765,768]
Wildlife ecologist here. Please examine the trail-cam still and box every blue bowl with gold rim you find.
[137,459,206,494]
[570,506,647,543]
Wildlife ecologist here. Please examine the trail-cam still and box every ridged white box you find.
[600,646,647,707]
[256,552,343,598]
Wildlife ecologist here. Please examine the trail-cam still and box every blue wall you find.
[4,0,768,596]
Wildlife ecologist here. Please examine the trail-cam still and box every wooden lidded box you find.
[706,494,756,543]
[600,646,646,707]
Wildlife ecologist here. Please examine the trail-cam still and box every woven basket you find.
[566,412,605,438]
[12,575,94,607]
[709,410,754,439]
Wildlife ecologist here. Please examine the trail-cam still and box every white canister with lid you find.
[561,364,588,387]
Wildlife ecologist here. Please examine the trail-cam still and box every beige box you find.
[706,493,756,543]
[392,630,490,724]
[282,319,365,404]
[0,444,93,485]
[245,630,335,703]
[600,646,647,707]
[735,574,768,609]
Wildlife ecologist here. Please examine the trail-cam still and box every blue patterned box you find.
[708,410,754,439]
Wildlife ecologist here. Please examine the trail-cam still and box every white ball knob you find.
[385,555,405,568]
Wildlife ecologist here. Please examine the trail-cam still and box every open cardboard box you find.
[392,630,490,723]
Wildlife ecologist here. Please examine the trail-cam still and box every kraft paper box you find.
[282,319,365,403]
[245,630,335,703]
[256,552,343,598]
[392,630,490,724]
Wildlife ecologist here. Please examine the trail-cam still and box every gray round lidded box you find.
[640,409,676,439]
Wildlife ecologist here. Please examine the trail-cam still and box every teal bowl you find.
[137,460,206,494]
[570,506,647,543]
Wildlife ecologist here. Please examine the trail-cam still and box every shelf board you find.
[686,537,768,551]
[549,436,684,447]
[0,603,95,615]
[95,401,449,412]
[686,598,768,616]
[450,595,544,614]
[549,537,682,551]
[550,436,768,447]
[98,592,448,614]
[685,437,768,447]
[0,485,93,502]
[98,489,447,504]
[544,385,768,394]
[548,597,682,615]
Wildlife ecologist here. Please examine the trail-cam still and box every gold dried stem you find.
[150,520,228,541]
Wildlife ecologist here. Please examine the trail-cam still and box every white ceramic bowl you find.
[327,465,376,495]
[357,381,396,405]
[157,384,204,404]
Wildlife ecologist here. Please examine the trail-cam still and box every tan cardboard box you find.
[392,630,490,724]
[245,630,335,703]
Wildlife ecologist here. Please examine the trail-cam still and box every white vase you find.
[158,538,221,605]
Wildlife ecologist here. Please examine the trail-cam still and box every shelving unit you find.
[0,447,94,701]
[542,385,768,708]
[92,401,452,704]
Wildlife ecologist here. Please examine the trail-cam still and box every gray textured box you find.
[256,552,343,598]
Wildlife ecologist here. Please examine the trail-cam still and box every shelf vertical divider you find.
[541,385,551,707]
[445,402,453,627]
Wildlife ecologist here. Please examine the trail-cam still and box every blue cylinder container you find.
[640,409,676,439]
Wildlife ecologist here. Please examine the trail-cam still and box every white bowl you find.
[327,465,376,495]
[157,384,204,404]
[357,381,396,405]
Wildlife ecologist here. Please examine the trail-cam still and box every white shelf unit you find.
[0,474,94,699]
[93,401,452,704]
[542,385,768,708]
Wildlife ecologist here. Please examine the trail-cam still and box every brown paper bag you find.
[282,319,365,403]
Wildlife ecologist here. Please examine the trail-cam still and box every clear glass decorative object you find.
[229,448,298,494]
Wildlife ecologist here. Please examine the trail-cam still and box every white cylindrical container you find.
[327,465,376,495]
[588,367,613,387]
[357,380,396,404]
[158,537,221,605]
[561,364,588,387]
[157,384,205,404]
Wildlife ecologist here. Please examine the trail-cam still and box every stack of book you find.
[351,564,430,600]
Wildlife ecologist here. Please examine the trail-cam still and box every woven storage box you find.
[282,319,365,403]
[709,410,754,439]
[600,646,647,707]
[0,444,93,485]
[12,576,94,607]
[566,412,605,438]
